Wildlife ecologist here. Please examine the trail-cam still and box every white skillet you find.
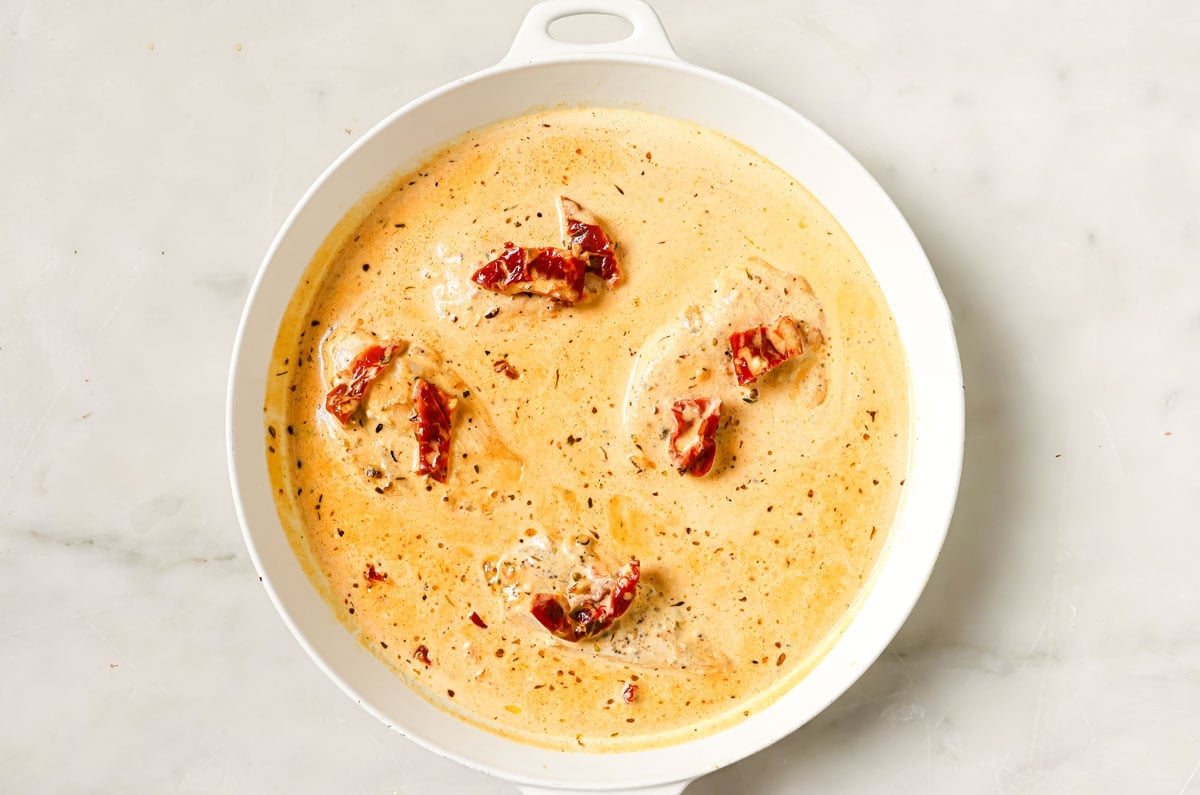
[227,2,964,792]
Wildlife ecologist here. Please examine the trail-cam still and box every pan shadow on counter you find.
[688,189,1021,793]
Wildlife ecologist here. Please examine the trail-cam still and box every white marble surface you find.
[2,0,1197,792]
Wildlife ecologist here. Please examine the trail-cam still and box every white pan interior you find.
[228,53,963,790]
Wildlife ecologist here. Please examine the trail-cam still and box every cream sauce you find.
[264,107,909,751]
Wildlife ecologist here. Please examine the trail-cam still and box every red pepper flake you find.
[560,197,620,286]
[493,359,519,379]
[364,564,388,583]
[410,378,455,483]
[324,344,401,423]
[668,398,722,476]
[413,645,431,666]
[728,316,804,386]
[622,682,638,703]
[469,611,488,629]
[471,242,586,303]
[531,558,640,642]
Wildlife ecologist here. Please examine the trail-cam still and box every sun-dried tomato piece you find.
[559,197,619,286]
[324,344,401,424]
[492,358,519,379]
[530,593,570,637]
[728,316,804,386]
[468,611,488,629]
[365,564,388,583]
[413,645,431,666]
[622,682,638,703]
[668,398,722,476]
[471,242,586,303]
[410,378,455,483]
[530,558,640,642]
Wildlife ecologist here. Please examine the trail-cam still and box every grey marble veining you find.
[2,1,1197,792]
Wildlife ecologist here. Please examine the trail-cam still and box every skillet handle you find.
[516,784,689,795]
[502,0,679,64]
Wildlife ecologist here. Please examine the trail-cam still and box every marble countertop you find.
[3,1,1197,792]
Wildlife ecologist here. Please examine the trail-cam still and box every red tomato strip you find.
[471,243,586,304]
[411,378,455,483]
[324,344,401,424]
[668,398,722,476]
[530,558,641,642]
[728,316,804,386]
[559,196,620,286]
[565,217,619,286]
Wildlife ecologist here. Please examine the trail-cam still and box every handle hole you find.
[547,12,634,45]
